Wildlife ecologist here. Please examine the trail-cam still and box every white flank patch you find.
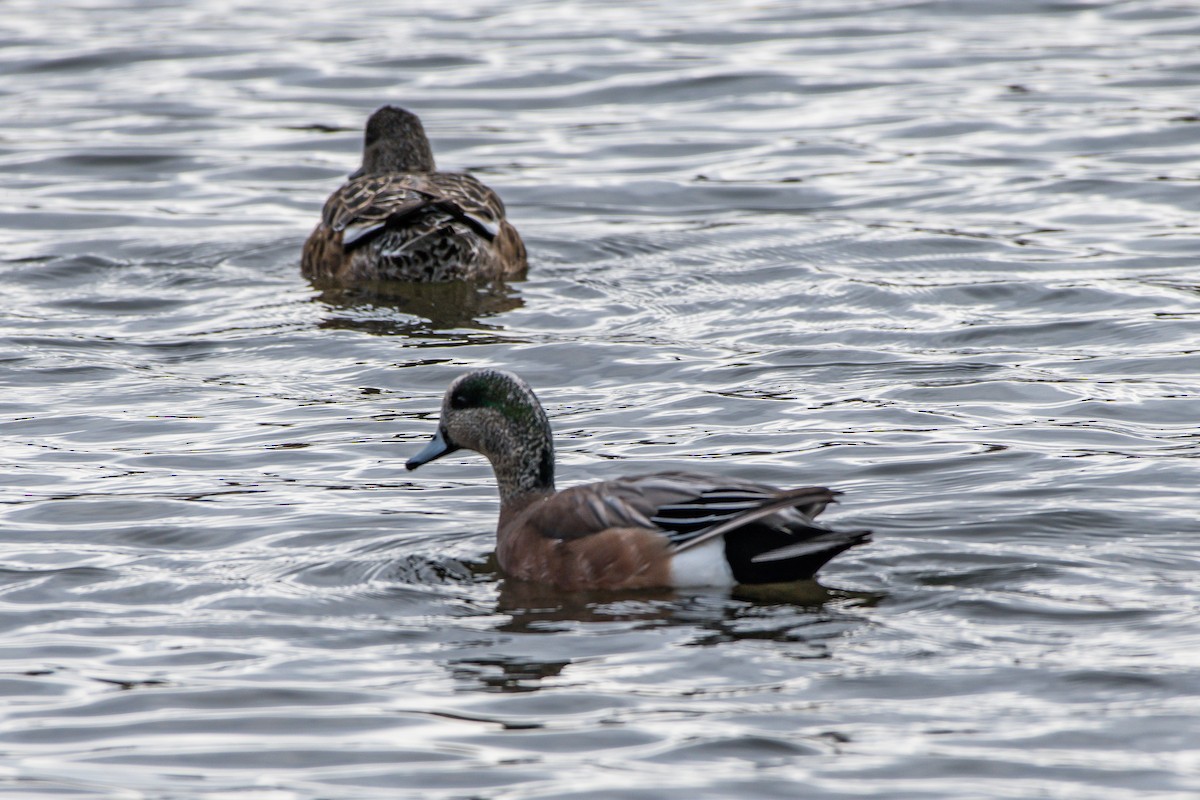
[669,538,735,587]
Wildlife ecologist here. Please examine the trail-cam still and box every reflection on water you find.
[494,580,683,633]
[313,278,525,335]
[449,654,572,695]
[457,579,874,695]
[494,578,873,635]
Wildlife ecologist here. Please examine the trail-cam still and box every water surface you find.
[2,1,1200,797]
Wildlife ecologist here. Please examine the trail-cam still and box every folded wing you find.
[525,471,870,583]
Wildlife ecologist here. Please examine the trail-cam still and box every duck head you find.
[406,369,556,503]
[352,105,436,177]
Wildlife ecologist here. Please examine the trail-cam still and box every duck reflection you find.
[493,578,679,632]
[492,577,878,637]
[445,580,878,694]
[311,278,523,336]
[446,654,572,695]
[441,576,878,694]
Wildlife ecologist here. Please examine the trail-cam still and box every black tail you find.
[725,526,871,585]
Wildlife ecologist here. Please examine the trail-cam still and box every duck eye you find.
[450,392,470,409]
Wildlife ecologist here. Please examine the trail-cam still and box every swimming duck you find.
[302,106,526,283]
[406,369,870,590]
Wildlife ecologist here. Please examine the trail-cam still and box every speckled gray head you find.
[406,369,555,503]
[353,105,436,177]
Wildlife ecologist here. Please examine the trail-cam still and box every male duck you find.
[406,369,871,591]
[301,106,527,283]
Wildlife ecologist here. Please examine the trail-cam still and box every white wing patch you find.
[669,537,735,587]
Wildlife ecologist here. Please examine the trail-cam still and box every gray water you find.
[3,1,1200,797]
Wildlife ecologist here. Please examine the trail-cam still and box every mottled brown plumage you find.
[301,106,526,283]
[405,370,871,591]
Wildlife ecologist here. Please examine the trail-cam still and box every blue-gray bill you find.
[406,427,456,470]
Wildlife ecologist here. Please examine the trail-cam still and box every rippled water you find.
[3,0,1200,796]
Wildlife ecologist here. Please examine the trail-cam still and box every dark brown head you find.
[406,369,556,504]
[356,106,436,176]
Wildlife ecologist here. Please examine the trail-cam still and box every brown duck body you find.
[406,370,871,592]
[496,490,675,591]
[492,473,859,591]
[301,107,526,283]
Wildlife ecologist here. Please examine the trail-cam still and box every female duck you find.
[302,106,526,283]
[406,369,870,591]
